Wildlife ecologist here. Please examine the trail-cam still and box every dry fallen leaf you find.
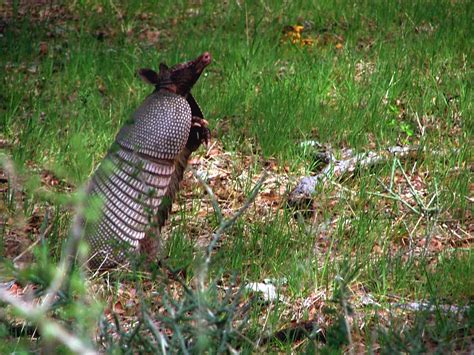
[113,300,125,314]
[140,28,160,44]
[39,41,48,55]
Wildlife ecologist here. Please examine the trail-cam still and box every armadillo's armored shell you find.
[117,92,192,160]
[84,91,192,269]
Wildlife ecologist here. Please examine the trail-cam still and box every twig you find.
[255,300,272,347]
[0,155,96,352]
[192,170,266,312]
[205,172,267,266]
[0,288,97,354]
[396,159,426,211]
[415,112,425,136]
[192,169,223,222]
[39,187,88,313]
[1,188,90,349]
[13,211,53,264]
[375,177,421,215]
[0,154,22,207]
[143,310,168,353]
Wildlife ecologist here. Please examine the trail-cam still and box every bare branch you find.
[0,288,97,354]
[13,220,52,264]
[0,154,96,352]
[205,172,267,266]
[143,310,167,353]
[192,169,223,223]
[375,177,421,215]
[39,186,88,313]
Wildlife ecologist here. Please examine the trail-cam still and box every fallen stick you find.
[288,146,420,205]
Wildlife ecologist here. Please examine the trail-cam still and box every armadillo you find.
[82,52,212,270]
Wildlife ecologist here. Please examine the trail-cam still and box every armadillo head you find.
[139,52,212,97]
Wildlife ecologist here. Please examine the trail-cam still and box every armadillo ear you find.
[159,63,169,74]
[138,68,160,85]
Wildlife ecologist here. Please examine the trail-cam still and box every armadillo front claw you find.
[202,129,211,149]
[191,117,209,128]
[186,116,211,151]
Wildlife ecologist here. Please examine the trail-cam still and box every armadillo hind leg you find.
[84,146,175,270]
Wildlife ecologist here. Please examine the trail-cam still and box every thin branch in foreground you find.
[192,169,223,223]
[203,172,267,267]
[143,310,166,353]
[0,288,97,354]
[38,186,88,314]
[0,185,96,353]
[13,211,53,264]
[191,170,266,291]
[192,167,267,267]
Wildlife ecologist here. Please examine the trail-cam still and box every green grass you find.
[1,0,472,352]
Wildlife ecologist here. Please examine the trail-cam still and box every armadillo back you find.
[84,91,192,269]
